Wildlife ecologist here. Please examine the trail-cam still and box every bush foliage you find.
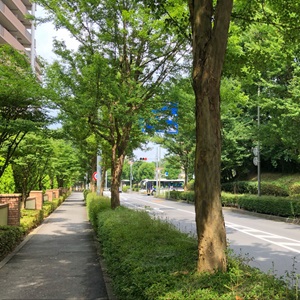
[0,226,23,260]
[238,195,300,217]
[221,181,289,197]
[86,193,297,300]
[167,191,300,218]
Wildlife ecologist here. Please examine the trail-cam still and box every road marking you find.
[121,196,195,215]
[121,194,300,254]
[226,222,300,254]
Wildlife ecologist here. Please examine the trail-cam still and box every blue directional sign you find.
[144,103,178,134]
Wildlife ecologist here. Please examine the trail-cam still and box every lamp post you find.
[129,161,133,192]
[257,86,261,197]
[257,105,261,197]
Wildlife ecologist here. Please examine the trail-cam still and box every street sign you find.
[253,157,258,166]
[252,146,259,156]
[92,171,97,181]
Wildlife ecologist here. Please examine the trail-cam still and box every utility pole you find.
[257,86,261,197]
[129,161,133,192]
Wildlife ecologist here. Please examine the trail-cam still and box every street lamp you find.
[129,161,133,192]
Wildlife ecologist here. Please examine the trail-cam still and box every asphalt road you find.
[114,191,300,285]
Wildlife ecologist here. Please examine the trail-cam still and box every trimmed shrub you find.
[238,195,300,217]
[221,192,241,207]
[86,192,110,228]
[168,191,193,202]
[122,185,129,193]
[20,209,44,233]
[260,183,289,197]
[0,226,23,260]
[221,181,256,194]
[83,189,91,201]
[222,181,288,197]
[187,180,195,191]
[180,191,195,202]
[169,191,183,201]
[43,201,56,218]
[289,183,300,196]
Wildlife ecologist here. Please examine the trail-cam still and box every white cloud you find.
[35,5,79,63]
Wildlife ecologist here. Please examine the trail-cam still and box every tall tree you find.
[188,0,233,273]
[12,133,53,206]
[0,45,49,177]
[37,0,188,208]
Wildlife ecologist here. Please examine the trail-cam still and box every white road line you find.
[226,222,300,254]
[121,197,195,214]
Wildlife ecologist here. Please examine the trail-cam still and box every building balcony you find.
[21,0,32,10]
[1,26,41,78]
[0,0,31,47]
[2,0,31,28]
[0,24,26,51]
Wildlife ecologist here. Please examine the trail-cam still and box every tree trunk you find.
[110,145,125,209]
[100,166,106,196]
[183,155,189,191]
[90,155,97,192]
[189,0,233,273]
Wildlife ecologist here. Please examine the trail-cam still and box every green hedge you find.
[289,183,300,196]
[86,192,111,229]
[221,181,289,197]
[238,195,300,217]
[122,186,130,193]
[83,189,91,201]
[169,191,195,202]
[42,197,63,218]
[20,209,44,233]
[0,226,24,260]
[167,191,300,218]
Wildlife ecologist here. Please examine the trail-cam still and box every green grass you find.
[86,193,298,300]
[250,173,300,186]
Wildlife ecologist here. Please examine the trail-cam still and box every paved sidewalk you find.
[0,192,111,300]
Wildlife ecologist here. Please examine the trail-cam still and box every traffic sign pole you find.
[97,150,101,196]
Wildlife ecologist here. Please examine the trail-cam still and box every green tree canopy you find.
[0,45,50,177]
[37,0,189,208]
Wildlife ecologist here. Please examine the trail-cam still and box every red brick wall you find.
[51,189,60,199]
[29,191,43,210]
[45,190,54,201]
[0,194,21,226]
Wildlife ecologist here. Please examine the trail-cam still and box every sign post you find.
[97,151,101,196]
[129,161,133,192]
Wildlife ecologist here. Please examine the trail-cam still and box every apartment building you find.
[0,0,41,75]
